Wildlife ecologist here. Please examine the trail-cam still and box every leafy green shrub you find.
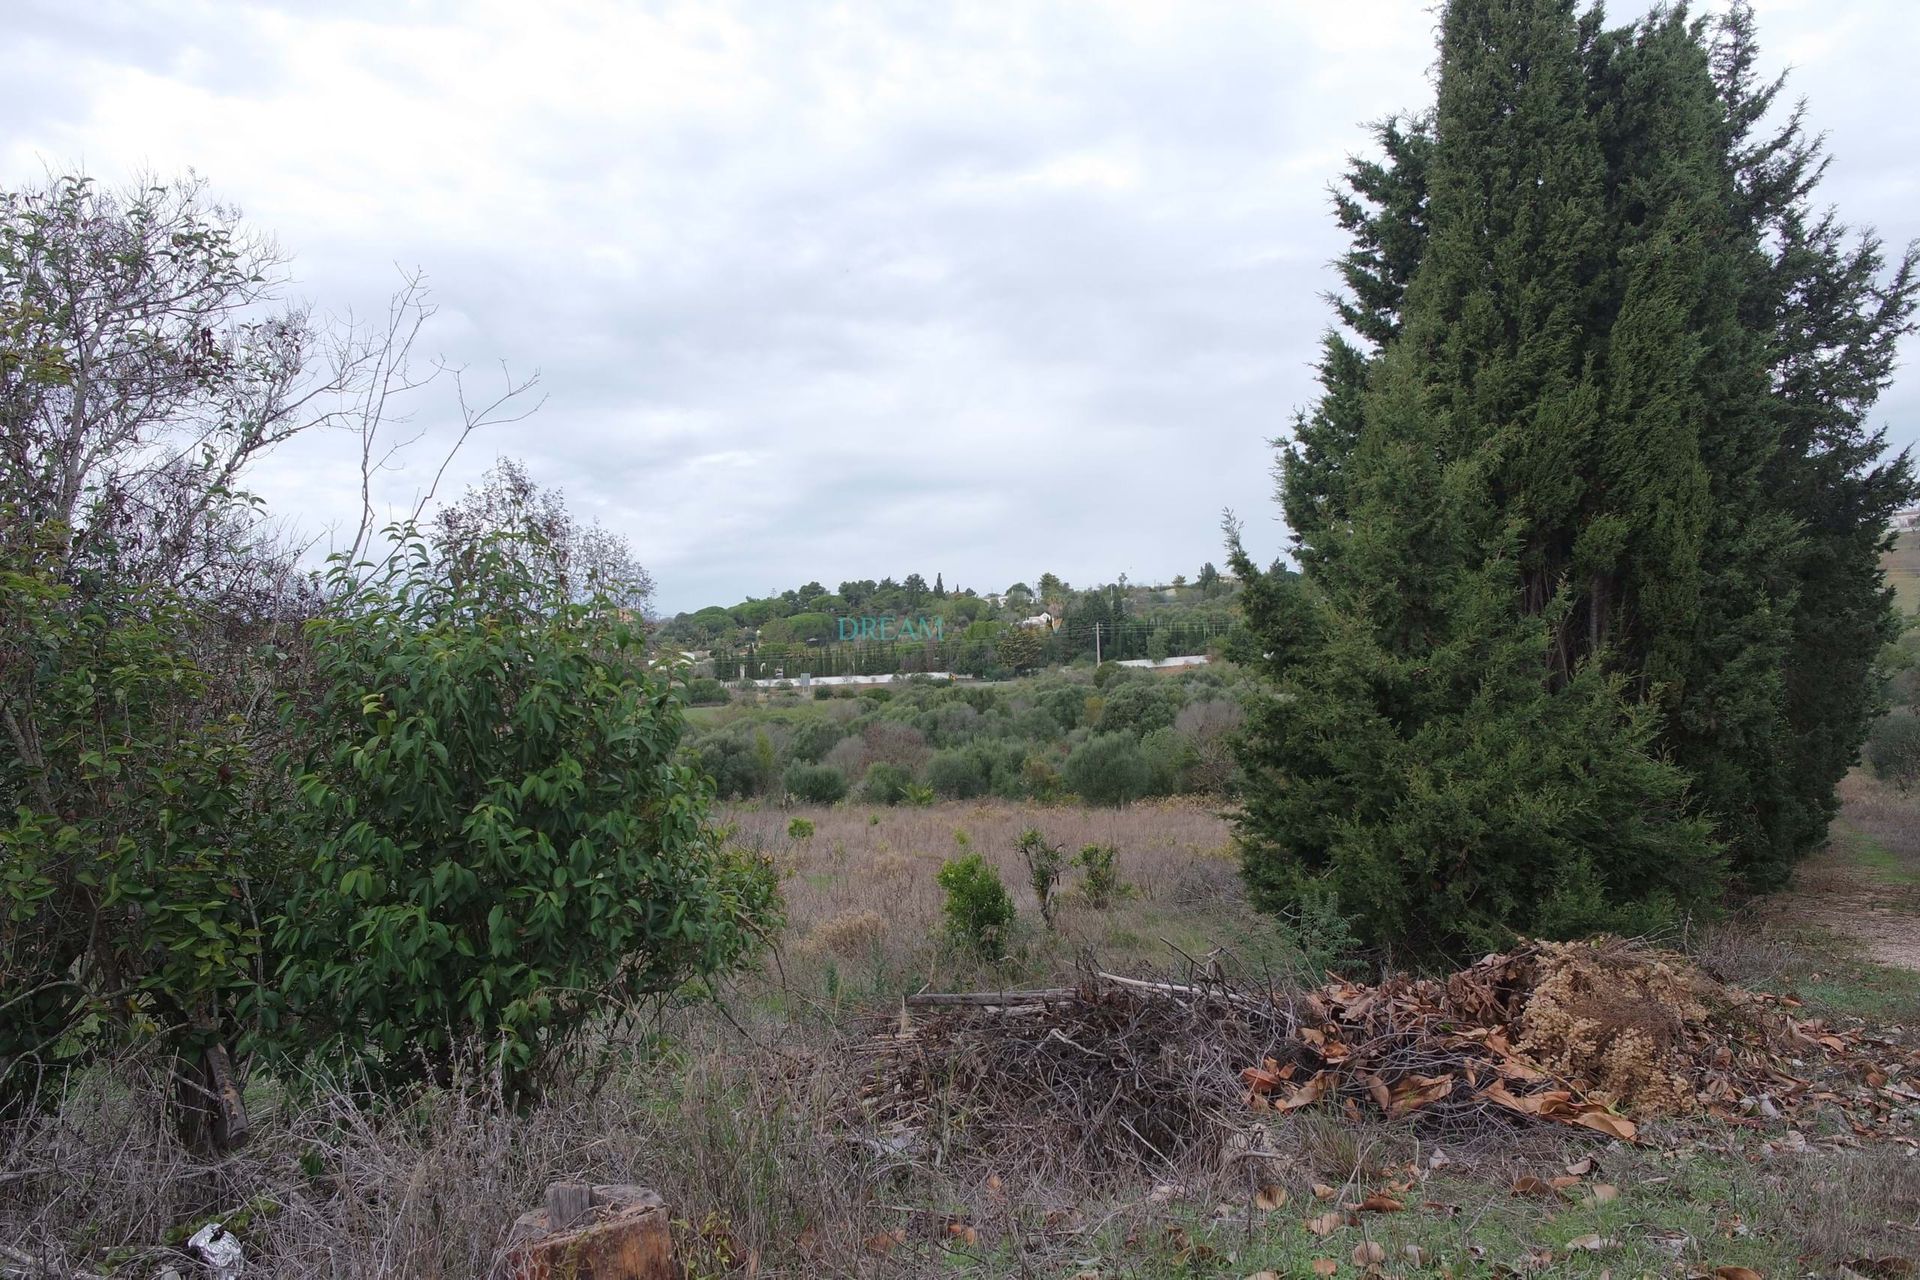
[695,729,770,800]
[1036,685,1087,731]
[1099,681,1179,736]
[1062,732,1152,806]
[684,676,730,705]
[901,782,937,807]
[783,761,848,804]
[1275,882,1361,979]
[1015,828,1066,927]
[1,533,279,1101]
[786,719,843,764]
[1073,843,1127,908]
[861,761,915,805]
[927,748,989,799]
[936,853,1016,959]
[1865,714,1920,791]
[266,530,780,1094]
[787,817,815,841]
[1140,726,1196,795]
[1021,753,1063,799]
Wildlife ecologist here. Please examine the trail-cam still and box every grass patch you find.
[1836,823,1920,886]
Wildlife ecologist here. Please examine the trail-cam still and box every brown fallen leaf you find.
[1306,1211,1348,1236]
[1310,1261,1339,1278]
[1313,1182,1338,1201]
[1255,1183,1289,1211]
[1510,1175,1566,1199]
[1565,1156,1595,1176]
[1403,1244,1431,1265]
[1567,1234,1618,1252]
[1241,1065,1286,1094]
[1712,1269,1763,1280]
[1352,1240,1387,1266]
[865,1228,906,1256]
[1571,1107,1638,1141]
[1587,1183,1619,1204]
[1357,1193,1405,1213]
[946,1222,978,1246]
[1280,1072,1334,1111]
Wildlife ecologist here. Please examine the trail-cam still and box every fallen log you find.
[904,988,1078,1007]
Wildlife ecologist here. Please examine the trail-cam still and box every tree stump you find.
[497,1184,675,1280]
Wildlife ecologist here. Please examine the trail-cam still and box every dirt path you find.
[1766,774,1920,973]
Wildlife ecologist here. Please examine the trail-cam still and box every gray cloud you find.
[5,0,1914,612]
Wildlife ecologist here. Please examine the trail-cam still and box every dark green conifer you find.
[1235,0,1916,952]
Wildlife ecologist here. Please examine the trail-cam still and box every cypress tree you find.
[1234,0,1916,953]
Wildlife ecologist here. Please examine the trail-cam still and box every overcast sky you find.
[7,1,1916,613]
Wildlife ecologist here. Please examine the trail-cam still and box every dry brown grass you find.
[724,798,1303,1002]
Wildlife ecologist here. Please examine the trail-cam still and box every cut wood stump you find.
[497,1184,675,1280]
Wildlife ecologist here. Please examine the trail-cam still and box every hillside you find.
[1888,525,1919,614]
[657,566,1252,682]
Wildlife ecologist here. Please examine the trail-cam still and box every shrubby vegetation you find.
[263,530,777,1093]
[0,172,775,1118]
[935,853,1016,959]
[684,664,1246,807]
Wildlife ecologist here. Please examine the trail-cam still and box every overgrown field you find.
[6,781,1918,1278]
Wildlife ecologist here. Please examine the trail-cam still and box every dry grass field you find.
[722,799,1308,1002]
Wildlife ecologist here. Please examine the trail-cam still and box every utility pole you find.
[1094,621,1102,665]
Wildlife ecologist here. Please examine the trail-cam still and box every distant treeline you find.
[659,566,1254,680]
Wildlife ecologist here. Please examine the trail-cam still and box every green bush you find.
[861,761,916,805]
[1062,732,1152,806]
[936,853,1016,959]
[1015,828,1066,927]
[927,748,989,799]
[684,676,730,705]
[266,530,780,1094]
[1,531,280,1101]
[1099,681,1179,736]
[1073,843,1126,908]
[786,719,843,764]
[786,817,814,841]
[1140,725,1196,795]
[783,761,848,804]
[1866,714,1920,791]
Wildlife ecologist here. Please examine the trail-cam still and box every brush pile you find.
[853,940,1920,1170]
[851,973,1286,1174]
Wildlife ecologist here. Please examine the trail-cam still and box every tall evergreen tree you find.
[1233,0,1915,953]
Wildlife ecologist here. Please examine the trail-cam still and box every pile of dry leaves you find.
[1243,937,1920,1143]
[853,939,1919,1171]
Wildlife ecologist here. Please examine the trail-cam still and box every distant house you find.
[1894,508,1920,533]
[1016,612,1061,632]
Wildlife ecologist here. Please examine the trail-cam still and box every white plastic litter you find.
[186,1222,245,1279]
